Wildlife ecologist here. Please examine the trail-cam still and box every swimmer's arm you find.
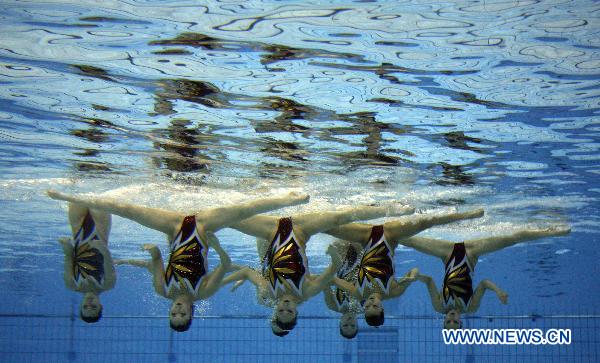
[332,277,361,299]
[467,279,508,313]
[113,259,150,268]
[47,190,183,236]
[142,244,167,298]
[199,192,310,232]
[323,286,340,312]
[389,267,419,298]
[417,274,445,313]
[58,237,76,290]
[324,223,373,244]
[304,245,343,298]
[199,233,231,298]
[221,267,265,290]
[101,249,117,290]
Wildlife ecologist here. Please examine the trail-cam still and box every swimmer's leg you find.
[294,205,396,243]
[399,236,456,262]
[49,190,182,236]
[384,208,484,249]
[464,226,571,263]
[68,203,111,243]
[198,192,309,232]
[325,223,373,247]
[230,215,280,242]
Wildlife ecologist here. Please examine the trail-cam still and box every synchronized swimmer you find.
[47,189,570,337]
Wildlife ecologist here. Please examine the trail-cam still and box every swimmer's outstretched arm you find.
[388,267,419,298]
[114,258,150,268]
[47,190,183,236]
[384,208,484,243]
[198,233,231,299]
[466,279,508,313]
[332,277,361,299]
[416,273,445,313]
[465,225,571,260]
[221,266,265,291]
[58,237,77,290]
[198,192,309,232]
[303,245,342,298]
[139,243,167,297]
[295,204,414,240]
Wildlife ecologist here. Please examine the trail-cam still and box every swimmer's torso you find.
[333,243,360,310]
[442,242,474,312]
[164,215,208,296]
[70,211,111,290]
[262,217,308,298]
[356,225,395,296]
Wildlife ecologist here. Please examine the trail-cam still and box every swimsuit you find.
[442,242,474,310]
[356,225,395,295]
[261,217,308,297]
[72,211,105,287]
[164,216,208,294]
[334,244,360,310]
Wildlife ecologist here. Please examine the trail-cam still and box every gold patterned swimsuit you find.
[442,242,474,310]
[164,216,208,294]
[262,217,308,297]
[334,244,360,310]
[72,212,105,287]
[356,225,395,296]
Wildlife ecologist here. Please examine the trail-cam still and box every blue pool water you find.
[0,0,598,362]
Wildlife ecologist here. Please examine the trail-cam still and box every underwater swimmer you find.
[57,203,115,323]
[322,240,363,339]
[221,203,415,335]
[405,225,571,329]
[325,208,484,327]
[48,189,309,332]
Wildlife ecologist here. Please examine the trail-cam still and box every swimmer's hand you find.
[496,289,508,304]
[287,191,310,205]
[58,237,71,246]
[398,267,419,284]
[142,243,158,251]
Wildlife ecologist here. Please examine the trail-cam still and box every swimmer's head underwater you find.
[339,312,358,339]
[80,292,103,323]
[169,296,194,332]
[274,296,298,331]
[363,292,384,327]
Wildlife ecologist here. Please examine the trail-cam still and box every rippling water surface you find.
[0,0,598,360]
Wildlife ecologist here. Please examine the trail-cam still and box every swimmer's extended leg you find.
[230,215,280,241]
[384,208,484,248]
[198,192,309,232]
[48,190,182,236]
[399,236,456,261]
[295,205,408,242]
[465,225,571,262]
[324,223,373,246]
